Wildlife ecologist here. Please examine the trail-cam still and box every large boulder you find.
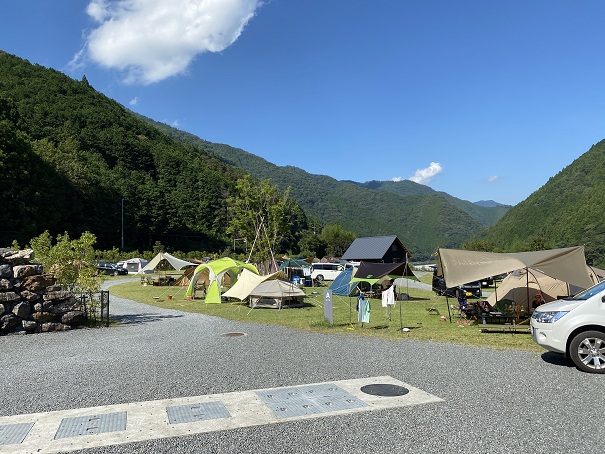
[1,314,21,330]
[20,290,40,303]
[43,290,71,302]
[31,312,55,324]
[0,278,13,291]
[3,249,35,265]
[12,301,31,319]
[22,320,37,332]
[0,303,5,317]
[40,322,71,332]
[61,311,87,327]
[33,301,53,312]
[21,274,56,292]
[0,292,21,303]
[12,264,43,279]
[0,264,11,278]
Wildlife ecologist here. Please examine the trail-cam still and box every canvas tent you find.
[436,246,596,290]
[247,279,306,309]
[140,252,196,273]
[222,269,287,301]
[185,258,259,303]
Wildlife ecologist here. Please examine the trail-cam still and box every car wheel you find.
[316,274,324,282]
[569,330,605,373]
[113,270,118,276]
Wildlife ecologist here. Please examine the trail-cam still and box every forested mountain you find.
[0,51,258,252]
[141,117,509,260]
[471,140,605,267]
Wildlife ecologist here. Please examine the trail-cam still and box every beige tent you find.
[140,252,196,273]
[248,279,306,309]
[437,246,596,290]
[222,269,287,301]
[487,268,573,309]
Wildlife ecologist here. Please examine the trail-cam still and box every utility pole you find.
[121,198,124,250]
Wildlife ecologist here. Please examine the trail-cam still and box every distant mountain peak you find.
[474,200,509,208]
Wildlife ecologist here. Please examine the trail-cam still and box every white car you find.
[531,280,605,373]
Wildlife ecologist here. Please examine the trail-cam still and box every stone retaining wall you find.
[0,248,86,335]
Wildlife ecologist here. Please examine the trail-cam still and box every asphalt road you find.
[1,279,603,453]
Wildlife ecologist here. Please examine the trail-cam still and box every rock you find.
[19,290,39,302]
[0,292,21,303]
[22,320,37,332]
[12,301,31,319]
[41,322,71,332]
[12,264,43,279]
[3,249,35,265]
[49,298,81,314]
[33,301,53,312]
[61,311,87,326]
[21,274,56,292]
[43,290,71,302]
[31,312,55,324]
[1,314,21,330]
[0,303,5,316]
[0,264,11,278]
[0,278,12,290]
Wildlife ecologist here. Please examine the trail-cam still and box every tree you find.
[29,231,101,310]
[321,224,355,257]
[226,176,299,264]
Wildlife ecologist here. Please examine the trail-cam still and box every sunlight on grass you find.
[108,274,542,352]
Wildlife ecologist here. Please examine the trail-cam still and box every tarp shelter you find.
[248,279,306,309]
[140,252,196,273]
[222,269,287,301]
[185,258,259,303]
[436,246,596,290]
[350,261,418,286]
[329,266,359,296]
[119,257,149,274]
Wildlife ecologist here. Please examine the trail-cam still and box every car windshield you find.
[572,280,605,300]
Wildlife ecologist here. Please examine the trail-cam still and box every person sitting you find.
[456,286,468,310]
[532,293,545,309]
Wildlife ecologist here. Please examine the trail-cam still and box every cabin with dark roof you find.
[341,235,411,263]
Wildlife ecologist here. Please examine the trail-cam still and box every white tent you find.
[248,279,306,309]
[140,252,196,273]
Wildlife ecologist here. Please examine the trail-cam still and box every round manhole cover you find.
[220,332,247,337]
[360,384,409,397]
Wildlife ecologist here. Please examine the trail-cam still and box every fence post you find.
[100,290,110,327]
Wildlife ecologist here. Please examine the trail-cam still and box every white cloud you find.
[391,177,403,182]
[408,162,443,184]
[82,0,262,84]
[129,96,138,106]
[486,175,499,183]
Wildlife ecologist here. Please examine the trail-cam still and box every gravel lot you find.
[1,278,604,453]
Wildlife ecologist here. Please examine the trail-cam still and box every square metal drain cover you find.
[257,383,368,419]
[167,401,231,424]
[0,422,34,446]
[54,411,127,439]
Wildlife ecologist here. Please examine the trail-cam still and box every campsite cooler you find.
[304,276,312,287]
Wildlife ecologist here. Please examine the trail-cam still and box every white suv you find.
[531,280,605,373]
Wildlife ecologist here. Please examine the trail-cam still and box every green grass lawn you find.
[107,274,542,352]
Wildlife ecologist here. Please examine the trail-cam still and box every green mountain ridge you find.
[140,115,510,260]
[473,139,605,267]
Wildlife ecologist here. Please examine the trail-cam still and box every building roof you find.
[341,235,410,261]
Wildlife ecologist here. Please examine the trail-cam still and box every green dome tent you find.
[185,258,259,303]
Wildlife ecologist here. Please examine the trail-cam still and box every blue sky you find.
[2,1,605,206]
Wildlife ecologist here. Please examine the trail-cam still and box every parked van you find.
[531,280,605,373]
[311,263,345,282]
